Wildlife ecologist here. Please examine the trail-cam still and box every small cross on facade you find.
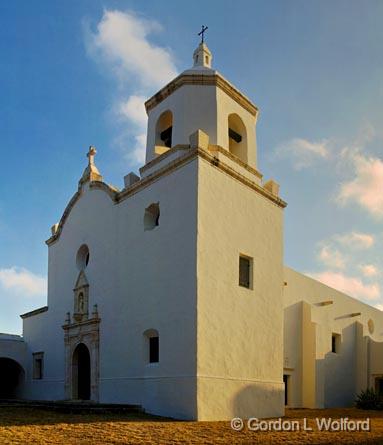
[87,146,97,165]
[198,25,208,44]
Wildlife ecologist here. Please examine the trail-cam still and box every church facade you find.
[1,42,383,420]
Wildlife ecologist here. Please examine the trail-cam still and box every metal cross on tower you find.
[198,25,208,44]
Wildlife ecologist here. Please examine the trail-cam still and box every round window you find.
[76,245,90,270]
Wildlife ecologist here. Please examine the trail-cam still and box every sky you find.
[0,0,382,334]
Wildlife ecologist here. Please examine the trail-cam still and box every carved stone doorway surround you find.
[63,313,100,401]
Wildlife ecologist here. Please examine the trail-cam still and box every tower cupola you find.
[144,33,259,168]
[193,43,212,69]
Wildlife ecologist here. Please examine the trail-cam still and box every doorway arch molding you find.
[63,315,100,401]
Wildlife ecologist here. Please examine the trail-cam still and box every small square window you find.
[331,334,340,353]
[149,337,159,363]
[33,352,44,379]
[239,255,252,289]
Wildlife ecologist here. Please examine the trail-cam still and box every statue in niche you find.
[73,271,89,323]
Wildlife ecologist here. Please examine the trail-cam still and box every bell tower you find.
[144,41,259,168]
[141,36,286,420]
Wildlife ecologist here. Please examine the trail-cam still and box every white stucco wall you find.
[196,157,285,420]
[22,310,64,400]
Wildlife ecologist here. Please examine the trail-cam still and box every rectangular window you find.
[149,337,159,363]
[332,334,340,353]
[33,352,44,379]
[239,255,252,288]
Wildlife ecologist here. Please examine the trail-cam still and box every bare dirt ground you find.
[0,406,383,444]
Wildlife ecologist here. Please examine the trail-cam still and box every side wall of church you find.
[196,157,285,420]
[98,159,198,419]
[22,310,65,399]
[22,159,199,419]
[283,266,383,409]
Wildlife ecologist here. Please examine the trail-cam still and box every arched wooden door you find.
[72,343,91,400]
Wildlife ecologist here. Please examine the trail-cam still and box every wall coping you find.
[20,306,48,319]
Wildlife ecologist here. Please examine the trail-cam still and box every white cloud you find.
[85,10,177,166]
[116,96,147,165]
[129,133,146,164]
[88,10,177,89]
[113,130,146,165]
[274,138,329,170]
[318,245,346,269]
[309,271,380,301]
[0,267,47,297]
[374,303,383,311]
[334,231,375,249]
[360,264,379,277]
[313,231,381,301]
[118,95,147,128]
[337,153,383,218]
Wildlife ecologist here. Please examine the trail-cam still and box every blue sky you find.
[1,0,383,333]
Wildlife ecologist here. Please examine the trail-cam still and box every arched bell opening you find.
[228,113,248,163]
[155,110,173,155]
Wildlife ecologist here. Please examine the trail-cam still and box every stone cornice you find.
[210,145,263,180]
[46,146,286,245]
[196,148,286,208]
[117,148,198,203]
[20,306,48,319]
[139,145,190,175]
[62,317,101,331]
[140,144,263,180]
[145,73,258,117]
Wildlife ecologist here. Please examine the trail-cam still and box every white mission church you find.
[1,41,383,421]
